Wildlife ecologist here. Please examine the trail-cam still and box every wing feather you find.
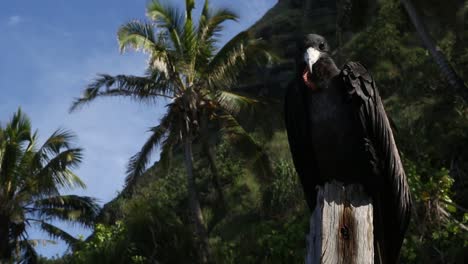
[284,80,321,210]
[341,62,412,264]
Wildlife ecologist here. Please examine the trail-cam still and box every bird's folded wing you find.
[284,80,321,211]
[341,62,412,263]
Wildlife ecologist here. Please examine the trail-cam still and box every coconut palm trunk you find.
[400,0,468,99]
[183,136,211,263]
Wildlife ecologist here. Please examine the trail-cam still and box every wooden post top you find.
[306,181,374,264]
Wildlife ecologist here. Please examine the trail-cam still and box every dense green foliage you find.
[0,109,99,263]
[44,141,308,264]
[41,0,467,263]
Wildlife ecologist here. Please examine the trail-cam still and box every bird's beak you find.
[304,47,320,74]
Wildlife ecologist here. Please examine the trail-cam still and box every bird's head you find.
[296,34,337,90]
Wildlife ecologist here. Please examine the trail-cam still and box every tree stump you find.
[305,181,374,264]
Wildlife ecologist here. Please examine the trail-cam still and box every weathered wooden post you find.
[305,181,374,264]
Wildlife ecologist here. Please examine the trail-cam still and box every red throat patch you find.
[302,68,317,91]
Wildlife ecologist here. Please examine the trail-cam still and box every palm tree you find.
[70,0,273,262]
[400,0,468,100]
[0,109,100,263]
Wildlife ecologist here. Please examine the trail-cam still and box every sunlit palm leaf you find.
[185,0,195,19]
[206,30,275,89]
[182,6,197,72]
[205,30,250,88]
[118,20,158,53]
[147,0,184,53]
[197,3,238,69]
[118,20,174,77]
[199,5,238,44]
[216,90,258,115]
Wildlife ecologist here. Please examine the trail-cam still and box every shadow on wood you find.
[306,181,374,264]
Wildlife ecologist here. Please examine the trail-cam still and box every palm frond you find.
[0,111,38,200]
[215,90,259,115]
[126,109,177,187]
[35,148,85,190]
[185,0,195,20]
[6,108,32,142]
[198,5,238,45]
[0,138,23,188]
[157,127,180,173]
[118,20,158,54]
[147,0,184,53]
[40,222,80,248]
[118,20,174,77]
[205,30,275,89]
[70,74,174,112]
[182,0,197,72]
[205,30,250,88]
[18,240,38,264]
[218,114,274,180]
[33,195,100,226]
[196,2,238,71]
[16,148,34,183]
[0,110,93,262]
[35,129,76,158]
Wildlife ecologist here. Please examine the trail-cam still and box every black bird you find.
[285,34,411,264]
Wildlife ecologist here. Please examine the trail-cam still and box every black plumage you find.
[285,34,411,264]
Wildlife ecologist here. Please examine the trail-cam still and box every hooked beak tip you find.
[307,63,313,75]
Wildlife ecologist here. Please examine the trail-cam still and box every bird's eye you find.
[319,42,325,51]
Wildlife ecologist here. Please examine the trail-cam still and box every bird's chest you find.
[306,85,364,178]
[307,85,353,134]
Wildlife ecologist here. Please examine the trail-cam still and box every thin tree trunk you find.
[0,215,12,262]
[400,0,468,100]
[455,0,466,44]
[203,143,226,210]
[203,142,228,234]
[199,113,226,211]
[183,137,211,264]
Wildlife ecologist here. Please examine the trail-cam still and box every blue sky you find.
[0,0,276,258]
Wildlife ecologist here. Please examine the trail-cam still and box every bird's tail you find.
[373,192,407,264]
